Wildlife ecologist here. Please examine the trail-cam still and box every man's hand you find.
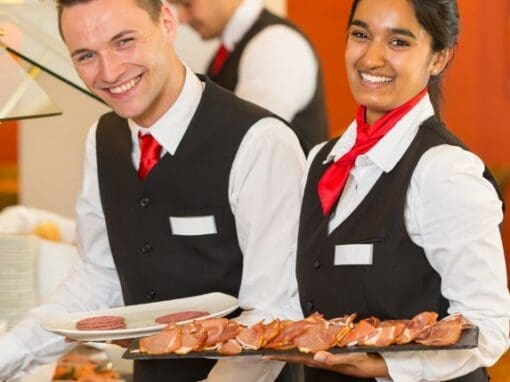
[265,351,389,378]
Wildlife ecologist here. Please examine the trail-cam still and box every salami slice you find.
[75,315,126,330]
[155,311,210,324]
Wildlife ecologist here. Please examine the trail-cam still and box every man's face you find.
[61,0,179,126]
[169,0,230,40]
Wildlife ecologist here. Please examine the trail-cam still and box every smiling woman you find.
[278,0,510,381]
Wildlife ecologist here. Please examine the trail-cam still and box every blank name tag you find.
[334,244,373,266]
[169,215,217,236]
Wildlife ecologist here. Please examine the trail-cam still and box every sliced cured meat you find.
[199,318,229,347]
[236,322,266,350]
[261,320,282,345]
[396,311,437,344]
[139,326,182,355]
[264,319,312,350]
[200,318,240,348]
[360,320,407,347]
[337,318,378,347]
[175,322,207,355]
[415,314,463,346]
[155,311,209,324]
[294,321,338,353]
[217,339,243,355]
[75,315,126,330]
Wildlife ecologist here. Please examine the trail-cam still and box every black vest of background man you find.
[207,9,329,153]
[296,117,499,382]
[96,79,277,381]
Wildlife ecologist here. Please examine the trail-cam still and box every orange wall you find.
[0,121,17,164]
[288,1,510,270]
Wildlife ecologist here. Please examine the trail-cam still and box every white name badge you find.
[334,244,373,266]
[169,215,217,236]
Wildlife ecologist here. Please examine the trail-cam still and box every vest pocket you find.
[168,207,222,236]
[334,244,373,266]
[169,215,217,236]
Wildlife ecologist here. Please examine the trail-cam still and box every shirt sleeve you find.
[0,124,124,380]
[207,117,306,381]
[382,144,510,381]
[235,25,318,122]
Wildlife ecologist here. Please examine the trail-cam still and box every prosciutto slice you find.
[139,325,182,355]
[396,311,438,344]
[338,318,379,347]
[359,320,407,347]
[175,322,207,354]
[264,319,312,350]
[236,322,266,350]
[415,314,463,346]
[217,339,243,355]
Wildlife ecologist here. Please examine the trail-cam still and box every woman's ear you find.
[430,47,454,76]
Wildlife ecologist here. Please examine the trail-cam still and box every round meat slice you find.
[75,315,126,330]
[155,311,210,324]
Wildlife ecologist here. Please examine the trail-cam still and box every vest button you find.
[306,300,314,314]
[140,197,150,207]
[312,259,320,269]
[141,243,153,254]
[145,290,156,300]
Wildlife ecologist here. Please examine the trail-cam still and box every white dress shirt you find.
[220,0,318,122]
[0,67,305,382]
[305,95,510,381]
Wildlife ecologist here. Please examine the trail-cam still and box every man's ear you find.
[430,47,454,76]
[161,4,178,43]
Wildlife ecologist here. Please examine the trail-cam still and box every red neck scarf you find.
[317,88,428,216]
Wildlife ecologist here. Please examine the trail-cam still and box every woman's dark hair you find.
[347,0,460,117]
[57,0,163,39]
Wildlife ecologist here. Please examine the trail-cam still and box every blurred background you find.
[0,0,509,380]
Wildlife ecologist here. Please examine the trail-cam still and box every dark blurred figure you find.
[170,0,329,151]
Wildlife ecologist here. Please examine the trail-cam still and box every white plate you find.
[40,292,239,341]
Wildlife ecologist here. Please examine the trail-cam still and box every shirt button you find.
[140,197,150,207]
[312,259,320,269]
[145,290,156,300]
[141,243,153,254]
[306,300,314,314]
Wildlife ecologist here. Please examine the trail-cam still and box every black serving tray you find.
[123,326,478,360]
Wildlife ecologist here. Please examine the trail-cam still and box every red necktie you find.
[138,132,162,180]
[208,44,230,78]
[317,88,428,216]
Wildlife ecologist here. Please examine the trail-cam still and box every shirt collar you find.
[324,94,435,172]
[222,0,263,50]
[128,65,204,156]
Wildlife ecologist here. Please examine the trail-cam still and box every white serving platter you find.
[41,292,239,342]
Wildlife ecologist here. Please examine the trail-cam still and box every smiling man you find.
[0,0,305,381]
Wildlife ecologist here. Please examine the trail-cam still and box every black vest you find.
[296,117,496,382]
[96,79,272,381]
[207,9,329,152]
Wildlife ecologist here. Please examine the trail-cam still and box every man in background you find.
[0,0,304,381]
[170,0,329,151]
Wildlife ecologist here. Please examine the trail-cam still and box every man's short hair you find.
[56,0,163,38]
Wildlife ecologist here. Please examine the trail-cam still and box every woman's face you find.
[345,0,443,124]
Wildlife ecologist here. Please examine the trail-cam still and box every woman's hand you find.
[265,351,389,378]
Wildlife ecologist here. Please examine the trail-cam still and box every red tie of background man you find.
[138,132,162,180]
[317,88,428,216]
[208,44,230,78]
